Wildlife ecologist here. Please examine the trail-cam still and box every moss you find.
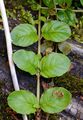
[0,113,3,120]
[48,114,60,120]
[54,73,83,96]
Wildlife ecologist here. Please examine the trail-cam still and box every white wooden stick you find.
[0,0,28,120]
[0,0,19,90]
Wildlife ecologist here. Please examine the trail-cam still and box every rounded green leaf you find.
[57,9,78,26]
[11,24,38,47]
[7,90,39,114]
[55,0,72,6]
[42,20,71,42]
[80,0,83,6]
[40,87,72,113]
[43,0,55,8]
[43,0,72,7]
[31,3,41,11]
[40,52,71,78]
[13,50,40,75]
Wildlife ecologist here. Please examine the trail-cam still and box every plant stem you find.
[37,72,40,103]
[41,7,83,13]
[36,1,41,120]
[56,8,83,13]
[38,7,41,55]
[53,0,57,13]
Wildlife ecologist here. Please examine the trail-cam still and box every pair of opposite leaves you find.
[8,87,72,114]
[13,50,71,78]
[43,0,72,8]
[43,0,83,8]
[12,20,71,78]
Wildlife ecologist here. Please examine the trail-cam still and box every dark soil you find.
[0,30,37,120]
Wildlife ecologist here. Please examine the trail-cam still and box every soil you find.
[0,30,37,120]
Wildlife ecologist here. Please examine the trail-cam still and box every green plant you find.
[7,0,83,119]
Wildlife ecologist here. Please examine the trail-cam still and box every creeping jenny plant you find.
[7,0,82,119]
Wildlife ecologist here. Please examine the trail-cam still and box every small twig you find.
[0,1,28,120]
[36,0,41,120]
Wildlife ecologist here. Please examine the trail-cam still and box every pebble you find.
[70,108,77,115]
